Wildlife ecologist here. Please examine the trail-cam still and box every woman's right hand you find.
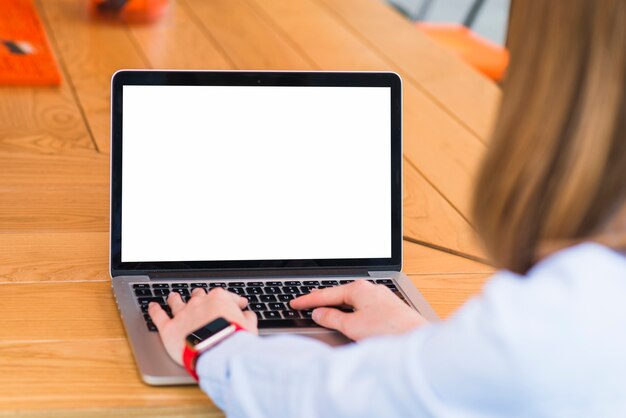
[290,280,427,341]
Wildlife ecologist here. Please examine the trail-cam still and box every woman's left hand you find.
[148,287,258,365]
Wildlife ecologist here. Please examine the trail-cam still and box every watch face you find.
[186,317,231,346]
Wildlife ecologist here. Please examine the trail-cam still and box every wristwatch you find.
[183,317,244,381]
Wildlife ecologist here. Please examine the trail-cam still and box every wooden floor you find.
[0,0,500,415]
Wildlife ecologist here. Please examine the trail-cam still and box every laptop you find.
[109,70,438,385]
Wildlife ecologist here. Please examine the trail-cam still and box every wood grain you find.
[403,158,485,260]
[0,185,108,233]
[0,406,222,418]
[0,281,121,340]
[0,232,109,282]
[128,2,233,70]
[0,2,97,157]
[0,152,108,185]
[0,152,109,233]
[0,339,217,414]
[402,241,492,275]
[0,84,96,156]
[409,273,491,319]
[37,0,148,153]
[183,0,311,70]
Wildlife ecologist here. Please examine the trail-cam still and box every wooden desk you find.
[0,0,500,415]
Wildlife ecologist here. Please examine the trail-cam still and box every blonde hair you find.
[473,0,626,274]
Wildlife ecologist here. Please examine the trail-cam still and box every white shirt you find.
[196,243,626,417]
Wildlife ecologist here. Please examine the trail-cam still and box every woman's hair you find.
[472,0,626,274]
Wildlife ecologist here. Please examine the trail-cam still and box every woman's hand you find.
[148,288,258,365]
[290,280,427,341]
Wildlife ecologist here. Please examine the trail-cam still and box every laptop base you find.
[112,272,437,386]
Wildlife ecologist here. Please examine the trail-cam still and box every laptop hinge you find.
[148,268,370,280]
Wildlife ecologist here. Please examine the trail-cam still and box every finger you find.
[235,295,248,309]
[311,307,350,333]
[291,284,356,310]
[209,287,248,309]
[226,291,248,309]
[167,291,186,315]
[148,302,170,330]
[191,287,207,298]
[208,287,248,309]
[243,310,258,331]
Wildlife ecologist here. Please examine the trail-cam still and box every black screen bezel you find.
[110,70,402,276]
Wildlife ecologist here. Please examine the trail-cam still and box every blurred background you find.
[389,0,511,45]
[387,0,512,82]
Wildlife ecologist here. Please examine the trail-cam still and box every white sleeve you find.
[196,273,531,418]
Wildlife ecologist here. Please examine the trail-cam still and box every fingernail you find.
[312,308,321,321]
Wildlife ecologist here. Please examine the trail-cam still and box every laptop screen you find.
[121,84,391,263]
[110,71,401,273]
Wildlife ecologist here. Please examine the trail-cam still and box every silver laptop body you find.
[110,70,438,385]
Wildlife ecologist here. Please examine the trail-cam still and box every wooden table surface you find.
[0,0,501,415]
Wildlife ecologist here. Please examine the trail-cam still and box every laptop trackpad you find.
[307,331,352,346]
[260,329,352,347]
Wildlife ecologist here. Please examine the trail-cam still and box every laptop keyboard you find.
[133,279,408,332]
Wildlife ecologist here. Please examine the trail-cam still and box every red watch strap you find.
[183,345,200,381]
[183,322,244,382]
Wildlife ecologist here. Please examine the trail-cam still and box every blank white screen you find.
[121,85,391,262]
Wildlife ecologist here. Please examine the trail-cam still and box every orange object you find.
[0,0,61,86]
[90,0,169,23]
[417,23,509,82]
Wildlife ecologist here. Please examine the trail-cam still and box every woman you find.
[148,1,626,416]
